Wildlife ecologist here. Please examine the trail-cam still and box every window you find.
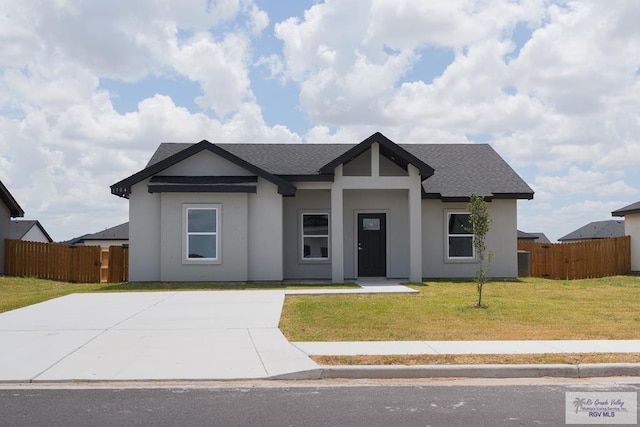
[186,207,218,261]
[301,213,329,260]
[447,212,474,259]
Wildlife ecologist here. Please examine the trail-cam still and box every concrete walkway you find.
[0,281,638,382]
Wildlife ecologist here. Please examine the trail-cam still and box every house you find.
[10,220,53,243]
[517,230,551,243]
[612,201,640,273]
[0,180,25,274]
[558,220,625,242]
[111,132,534,283]
[64,222,129,247]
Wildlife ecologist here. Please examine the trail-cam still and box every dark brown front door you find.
[357,213,386,277]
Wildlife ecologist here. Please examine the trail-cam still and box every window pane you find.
[362,218,380,231]
[303,214,328,236]
[188,209,216,233]
[303,237,328,258]
[449,214,471,234]
[188,235,217,259]
[449,236,473,258]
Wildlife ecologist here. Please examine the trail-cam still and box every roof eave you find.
[110,140,297,197]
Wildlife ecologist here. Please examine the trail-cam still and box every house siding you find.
[422,199,518,278]
[129,179,162,282]
[343,189,410,279]
[159,192,249,282]
[625,214,640,272]
[283,189,332,280]
[160,149,253,176]
[248,178,283,281]
[0,202,9,274]
[20,226,51,243]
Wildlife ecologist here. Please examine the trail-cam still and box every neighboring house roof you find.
[112,132,534,201]
[612,201,640,217]
[0,180,24,218]
[9,220,53,242]
[558,220,625,242]
[64,222,129,245]
[517,230,551,243]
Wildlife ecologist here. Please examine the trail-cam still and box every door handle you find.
[358,243,363,251]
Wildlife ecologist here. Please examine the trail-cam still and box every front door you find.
[357,213,386,277]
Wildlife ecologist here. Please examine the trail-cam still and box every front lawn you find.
[279,276,640,341]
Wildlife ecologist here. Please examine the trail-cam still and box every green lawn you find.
[0,277,357,314]
[279,276,640,341]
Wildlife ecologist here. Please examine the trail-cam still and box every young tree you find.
[466,193,492,307]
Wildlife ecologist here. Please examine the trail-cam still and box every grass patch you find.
[313,353,640,366]
[280,276,640,341]
[0,277,357,313]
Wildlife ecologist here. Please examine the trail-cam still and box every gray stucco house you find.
[10,220,53,243]
[0,180,25,274]
[612,201,640,273]
[111,132,534,283]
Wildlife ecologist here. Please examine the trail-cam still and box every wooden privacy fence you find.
[517,236,631,280]
[4,239,128,283]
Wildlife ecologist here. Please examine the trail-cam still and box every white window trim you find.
[183,204,221,264]
[444,210,476,263]
[300,211,330,262]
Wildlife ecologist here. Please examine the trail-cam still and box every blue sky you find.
[0,0,639,242]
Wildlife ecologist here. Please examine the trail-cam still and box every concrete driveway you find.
[0,291,318,381]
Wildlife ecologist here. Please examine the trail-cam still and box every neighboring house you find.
[517,230,551,243]
[64,222,129,247]
[558,220,625,242]
[0,180,25,274]
[111,132,534,283]
[612,201,640,273]
[10,220,53,243]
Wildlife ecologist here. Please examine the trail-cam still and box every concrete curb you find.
[272,363,640,380]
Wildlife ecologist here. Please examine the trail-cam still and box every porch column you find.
[408,166,422,282]
[331,165,345,283]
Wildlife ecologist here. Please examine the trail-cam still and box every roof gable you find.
[0,180,24,218]
[111,140,296,197]
[319,132,435,178]
[10,220,52,242]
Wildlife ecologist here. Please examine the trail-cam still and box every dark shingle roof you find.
[612,201,640,217]
[64,222,129,245]
[558,220,625,242]
[517,230,551,243]
[9,220,53,242]
[140,142,532,200]
[0,180,24,218]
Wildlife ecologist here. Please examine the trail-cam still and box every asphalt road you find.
[1,379,638,426]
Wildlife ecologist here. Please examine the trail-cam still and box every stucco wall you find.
[21,226,50,243]
[0,203,9,274]
[343,189,410,279]
[283,189,332,280]
[129,179,161,281]
[625,214,640,272]
[248,178,283,280]
[159,192,248,282]
[422,199,518,278]
[160,150,252,176]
